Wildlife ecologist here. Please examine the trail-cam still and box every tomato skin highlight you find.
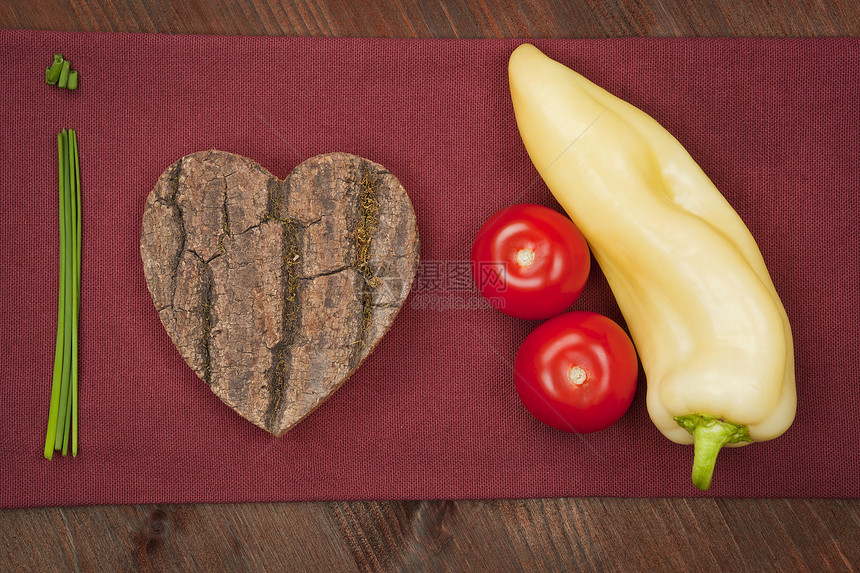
[471,204,590,320]
[514,311,639,433]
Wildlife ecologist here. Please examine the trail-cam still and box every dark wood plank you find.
[2,0,859,37]
[3,1,859,572]
[3,499,860,571]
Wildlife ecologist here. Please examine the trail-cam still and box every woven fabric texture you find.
[1,31,857,507]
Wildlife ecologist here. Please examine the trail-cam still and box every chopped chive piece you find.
[57,60,71,89]
[45,54,79,90]
[46,54,64,85]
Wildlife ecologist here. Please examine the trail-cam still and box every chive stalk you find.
[54,131,73,452]
[44,132,67,459]
[71,130,81,456]
[44,128,81,459]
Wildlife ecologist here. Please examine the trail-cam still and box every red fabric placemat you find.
[1,30,857,507]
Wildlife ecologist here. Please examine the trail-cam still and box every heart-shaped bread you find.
[141,151,419,435]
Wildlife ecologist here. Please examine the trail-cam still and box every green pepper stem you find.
[674,414,752,491]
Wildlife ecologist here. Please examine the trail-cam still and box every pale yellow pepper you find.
[508,44,796,490]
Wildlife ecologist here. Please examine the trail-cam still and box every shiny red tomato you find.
[514,311,638,433]
[471,204,590,320]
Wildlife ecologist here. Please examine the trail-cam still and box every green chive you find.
[45,128,82,458]
[61,373,71,456]
[57,60,71,89]
[45,54,80,91]
[46,54,64,85]
[44,131,67,459]
[71,129,81,456]
[54,130,73,452]
[61,128,78,457]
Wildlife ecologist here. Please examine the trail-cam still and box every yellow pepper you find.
[508,44,796,490]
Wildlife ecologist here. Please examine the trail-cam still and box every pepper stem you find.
[674,414,752,491]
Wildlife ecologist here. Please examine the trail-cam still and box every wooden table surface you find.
[3,1,859,572]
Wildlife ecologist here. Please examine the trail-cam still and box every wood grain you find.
[140,151,418,435]
[3,499,859,571]
[3,0,859,571]
[3,0,859,37]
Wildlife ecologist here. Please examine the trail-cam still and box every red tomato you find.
[514,311,638,433]
[471,204,590,320]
